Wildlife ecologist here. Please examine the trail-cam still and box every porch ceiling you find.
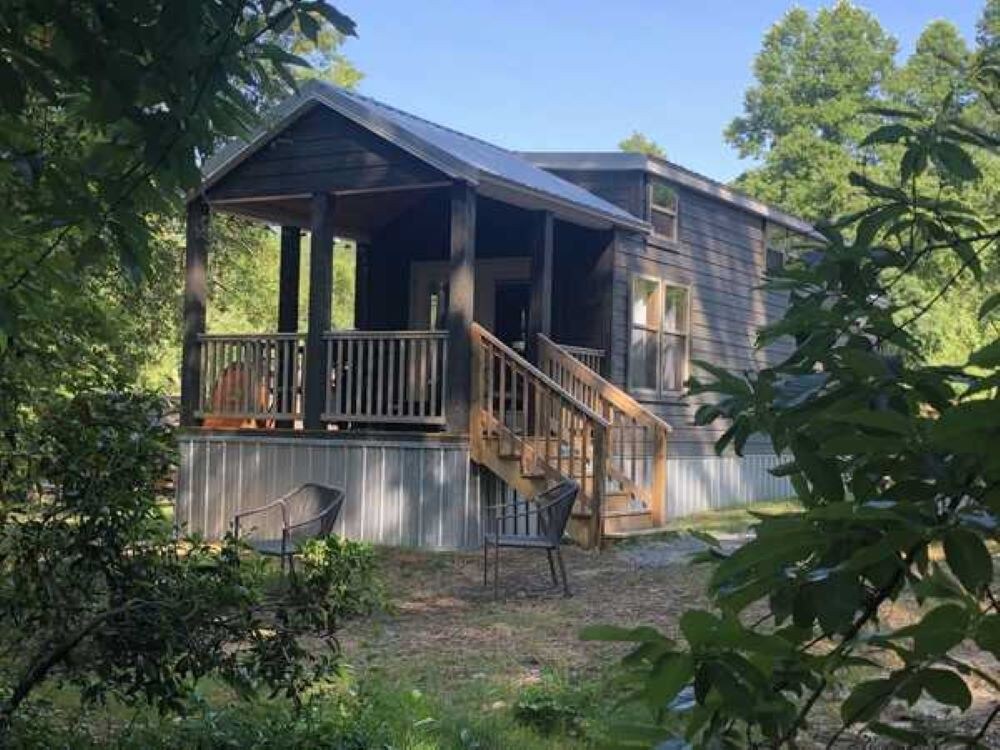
[209,185,443,240]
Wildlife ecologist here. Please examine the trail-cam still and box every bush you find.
[295,536,385,627]
[513,672,592,738]
[0,391,382,733]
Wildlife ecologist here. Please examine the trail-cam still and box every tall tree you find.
[725,1,897,220]
[619,131,666,158]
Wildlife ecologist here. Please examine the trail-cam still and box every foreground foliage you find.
[0,391,382,732]
[589,45,1000,750]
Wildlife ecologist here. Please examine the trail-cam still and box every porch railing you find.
[322,330,448,425]
[558,343,605,374]
[196,333,305,423]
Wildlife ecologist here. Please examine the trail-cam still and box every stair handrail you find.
[538,334,670,526]
[537,334,671,434]
[471,323,609,548]
[472,325,610,428]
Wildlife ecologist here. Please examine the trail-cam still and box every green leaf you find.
[870,722,926,745]
[969,339,1000,368]
[979,292,1000,320]
[943,529,992,594]
[974,614,1000,659]
[825,409,910,435]
[898,604,970,657]
[579,625,670,644]
[901,145,928,183]
[918,669,972,710]
[643,653,693,708]
[860,124,914,147]
[933,141,981,181]
[841,678,897,725]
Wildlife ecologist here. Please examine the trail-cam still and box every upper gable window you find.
[765,222,819,275]
[648,181,678,242]
[765,223,791,274]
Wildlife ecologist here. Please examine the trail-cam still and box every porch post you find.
[304,192,336,431]
[180,198,209,427]
[446,181,476,434]
[277,226,301,332]
[526,210,554,363]
[276,226,301,429]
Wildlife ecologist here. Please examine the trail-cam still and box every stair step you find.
[604,491,646,513]
[603,509,654,534]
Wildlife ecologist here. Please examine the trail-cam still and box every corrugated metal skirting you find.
[176,434,484,549]
[665,454,792,519]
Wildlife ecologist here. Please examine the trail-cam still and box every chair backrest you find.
[536,480,579,545]
[285,483,345,542]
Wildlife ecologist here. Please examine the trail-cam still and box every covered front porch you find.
[180,84,631,436]
[183,183,613,434]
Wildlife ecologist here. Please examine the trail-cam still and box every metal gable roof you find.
[200,81,647,231]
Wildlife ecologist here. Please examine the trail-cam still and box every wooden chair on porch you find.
[483,480,579,599]
[233,483,345,573]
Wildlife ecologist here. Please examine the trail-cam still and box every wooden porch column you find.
[445,181,476,434]
[180,198,209,426]
[278,226,301,332]
[526,210,554,363]
[303,193,336,431]
[276,226,301,429]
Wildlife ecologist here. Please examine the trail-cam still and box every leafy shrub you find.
[513,673,591,737]
[0,391,377,732]
[295,536,385,627]
[587,53,1000,749]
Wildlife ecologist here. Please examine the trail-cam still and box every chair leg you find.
[555,547,570,597]
[546,549,558,587]
[483,540,488,587]
[494,540,500,600]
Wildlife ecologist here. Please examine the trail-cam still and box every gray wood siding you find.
[206,106,443,201]
[547,169,646,218]
[176,433,485,549]
[610,187,793,457]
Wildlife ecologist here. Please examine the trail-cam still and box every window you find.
[765,222,791,274]
[765,222,820,274]
[629,276,690,395]
[649,180,678,241]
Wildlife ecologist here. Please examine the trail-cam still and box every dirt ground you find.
[342,539,1000,748]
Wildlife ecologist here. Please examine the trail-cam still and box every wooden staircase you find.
[469,325,670,548]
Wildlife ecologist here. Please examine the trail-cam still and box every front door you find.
[494,281,531,354]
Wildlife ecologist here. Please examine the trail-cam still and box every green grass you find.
[11,668,631,749]
[662,498,800,535]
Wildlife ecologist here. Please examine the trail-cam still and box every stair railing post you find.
[591,422,608,549]
[652,426,668,526]
[470,325,483,461]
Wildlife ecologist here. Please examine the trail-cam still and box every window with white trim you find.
[765,222,820,274]
[629,276,690,395]
[648,180,678,241]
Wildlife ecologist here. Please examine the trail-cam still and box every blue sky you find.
[335,2,984,183]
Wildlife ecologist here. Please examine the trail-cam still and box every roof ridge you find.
[327,82,518,156]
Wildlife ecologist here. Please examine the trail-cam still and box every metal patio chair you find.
[483,480,579,599]
[233,483,345,573]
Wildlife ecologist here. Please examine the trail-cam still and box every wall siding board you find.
[665,455,792,518]
[177,435,484,549]
[206,107,443,201]
[601,176,798,458]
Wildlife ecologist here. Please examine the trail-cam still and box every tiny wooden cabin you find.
[177,81,816,549]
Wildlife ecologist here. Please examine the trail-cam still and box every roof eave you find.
[522,151,820,239]
[477,173,648,232]
[190,81,475,204]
